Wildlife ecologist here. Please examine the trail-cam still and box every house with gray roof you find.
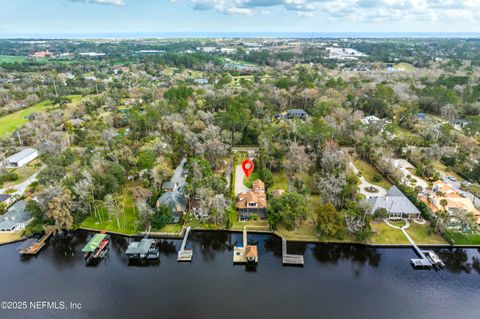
[4,148,38,168]
[156,158,188,223]
[367,186,421,220]
[0,200,32,232]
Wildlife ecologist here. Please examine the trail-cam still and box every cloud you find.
[178,0,480,22]
[71,0,126,6]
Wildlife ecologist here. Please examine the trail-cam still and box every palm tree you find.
[435,199,449,232]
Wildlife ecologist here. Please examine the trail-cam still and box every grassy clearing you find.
[353,159,392,189]
[393,62,415,72]
[80,192,141,235]
[0,95,82,138]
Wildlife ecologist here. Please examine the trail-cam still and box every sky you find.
[0,0,480,37]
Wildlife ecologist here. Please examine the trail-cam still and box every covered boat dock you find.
[125,238,159,260]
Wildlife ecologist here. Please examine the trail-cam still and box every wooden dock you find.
[18,231,53,256]
[177,226,193,262]
[401,228,433,268]
[233,226,258,264]
[282,239,304,266]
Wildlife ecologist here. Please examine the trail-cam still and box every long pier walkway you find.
[384,219,433,268]
[400,228,432,268]
[282,239,304,266]
[177,226,193,262]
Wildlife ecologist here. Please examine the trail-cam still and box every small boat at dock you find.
[82,232,109,265]
[423,250,445,268]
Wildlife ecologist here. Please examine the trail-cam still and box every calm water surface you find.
[1,231,480,319]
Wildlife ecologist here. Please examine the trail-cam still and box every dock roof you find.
[125,239,154,255]
[82,234,107,252]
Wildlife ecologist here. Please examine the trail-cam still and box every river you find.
[1,231,480,319]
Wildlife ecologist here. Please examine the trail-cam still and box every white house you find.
[5,148,38,168]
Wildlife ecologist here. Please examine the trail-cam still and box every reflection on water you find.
[312,244,381,267]
[2,230,480,319]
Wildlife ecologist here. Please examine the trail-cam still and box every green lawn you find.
[370,221,447,245]
[353,159,392,190]
[80,193,141,235]
[408,223,446,245]
[370,222,409,244]
[0,55,28,64]
[0,95,82,138]
[155,223,184,233]
[444,230,480,245]
[243,171,261,188]
[231,220,270,231]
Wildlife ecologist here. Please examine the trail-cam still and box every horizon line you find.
[1,31,480,40]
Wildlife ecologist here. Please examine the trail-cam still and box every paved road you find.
[439,172,480,209]
[0,164,46,196]
[234,165,250,195]
[349,162,387,199]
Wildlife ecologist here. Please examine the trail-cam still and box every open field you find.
[353,159,392,189]
[0,55,29,64]
[0,95,82,138]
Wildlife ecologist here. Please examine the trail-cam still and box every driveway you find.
[0,164,46,196]
[234,165,251,195]
[390,159,428,190]
[349,162,387,199]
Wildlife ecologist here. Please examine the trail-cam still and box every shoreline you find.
[2,226,473,248]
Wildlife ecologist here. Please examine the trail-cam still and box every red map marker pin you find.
[242,159,254,178]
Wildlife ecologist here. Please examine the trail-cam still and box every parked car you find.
[461,181,472,187]
[447,176,457,182]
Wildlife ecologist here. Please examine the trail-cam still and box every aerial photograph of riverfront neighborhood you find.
[1,1,480,319]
